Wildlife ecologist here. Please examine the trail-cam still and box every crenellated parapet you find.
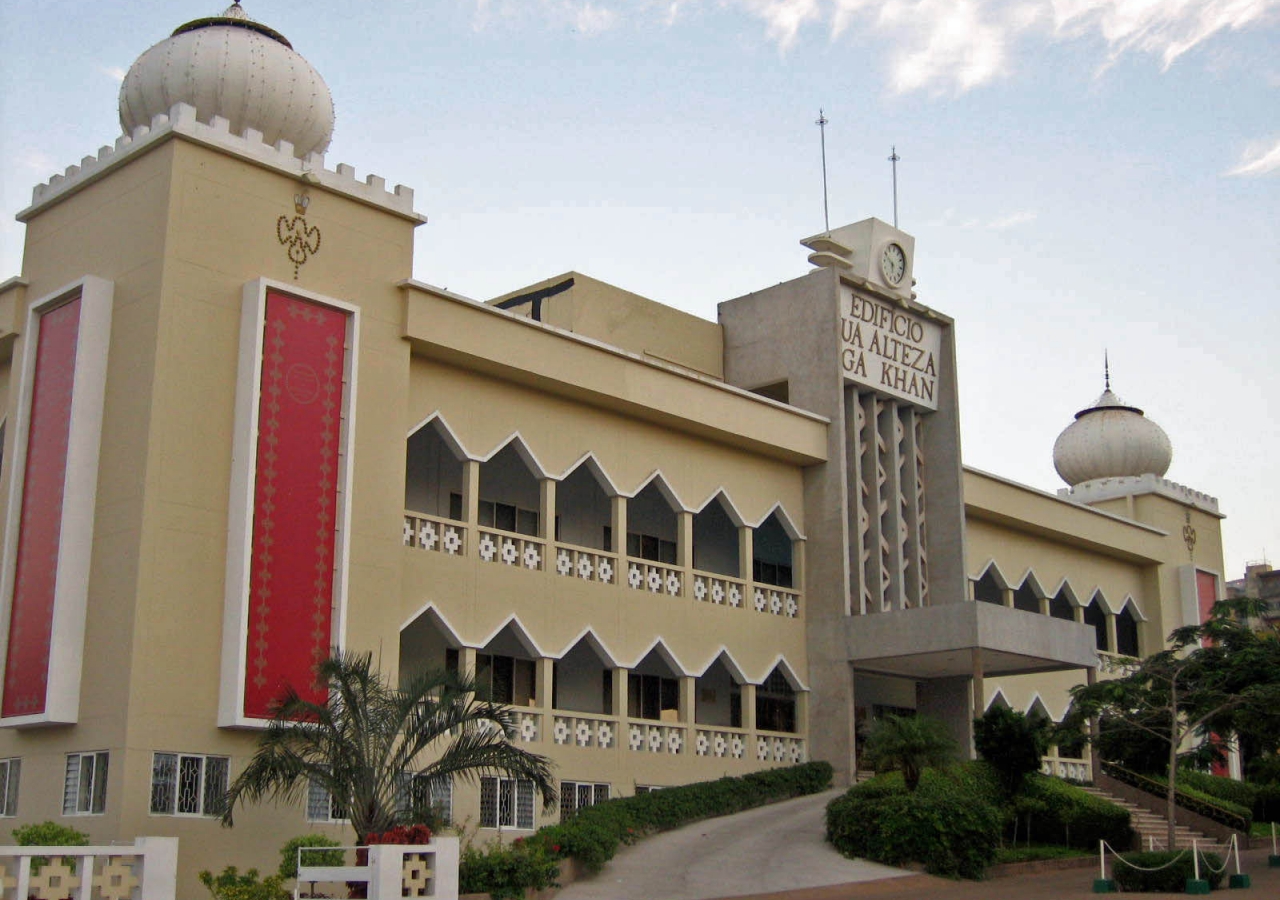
[18,102,424,224]
[1058,473,1220,516]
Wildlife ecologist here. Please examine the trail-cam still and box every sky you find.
[1,0,1277,579]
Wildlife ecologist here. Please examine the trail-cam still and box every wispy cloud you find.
[469,0,1279,92]
[17,149,56,173]
[988,209,1038,229]
[1225,138,1280,176]
[101,65,127,82]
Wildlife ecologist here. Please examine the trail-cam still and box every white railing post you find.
[16,855,32,900]
[366,845,401,900]
[135,837,179,900]
[432,837,460,899]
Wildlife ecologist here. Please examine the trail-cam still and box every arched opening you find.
[693,495,740,577]
[1083,595,1109,652]
[753,512,794,587]
[398,608,461,689]
[695,656,744,728]
[973,568,1003,605]
[479,443,541,536]
[557,460,612,550]
[756,665,798,734]
[1049,588,1075,621]
[1116,603,1141,657]
[1013,579,1042,614]
[626,481,678,564]
[627,646,681,721]
[477,623,539,707]
[553,636,613,715]
[405,420,465,519]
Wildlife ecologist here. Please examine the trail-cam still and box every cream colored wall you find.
[490,272,725,380]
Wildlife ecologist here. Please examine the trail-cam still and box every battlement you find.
[1058,473,1221,516]
[18,102,424,224]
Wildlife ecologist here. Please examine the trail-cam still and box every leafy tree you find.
[860,714,956,792]
[974,705,1050,797]
[1068,598,1280,849]
[222,651,557,842]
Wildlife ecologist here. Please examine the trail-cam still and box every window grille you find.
[306,776,348,822]
[0,758,19,816]
[63,751,108,815]
[479,777,534,829]
[150,753,228,816]
[559,781,610,822]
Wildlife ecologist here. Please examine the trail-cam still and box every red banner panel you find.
[1196,570,1217,626]
[243,292,348,719]
[3,297,81,718]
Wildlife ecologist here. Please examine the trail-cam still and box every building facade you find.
[0,3,1228,892]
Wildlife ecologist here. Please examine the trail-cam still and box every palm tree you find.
[861,713,957,791]
[221,651,557,841]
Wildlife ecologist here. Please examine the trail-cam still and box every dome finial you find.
[1104,350,1110,392]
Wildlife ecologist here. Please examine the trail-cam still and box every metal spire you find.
[816,109,830,233]
[1104,350,1111,391]
[888,146,901,228]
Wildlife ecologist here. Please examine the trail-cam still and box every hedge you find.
[825,763,1134,879]
[460,761,833,898]
[1021,774,1135,850]
[1172,768,1254,819]
[826,767,1001,879]
[1254,784,1280,823]
[1112,850,1224,892]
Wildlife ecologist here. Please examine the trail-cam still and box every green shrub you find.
[12,820,90,874]
[198,867,291,900]
[1021,774,1136,850]
[1254,784,1280,823]
[457,761,831,897]
[826,766,1001,879]
[1246,755,1280,785]
[1141,771,1253,829]
[1112,850,1223,892]
[458,839,558,900]
[277,834,345,880]
[1178,769,1258,812]
[974,706,1050,797]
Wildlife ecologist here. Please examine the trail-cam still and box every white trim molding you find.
[0,276,113,727]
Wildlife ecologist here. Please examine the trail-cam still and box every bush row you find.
[1112,850,1224,892]
[1177,767,1280,824]
[825,763,1134,879]
[460,761,833,897]
[826,768,1000,879]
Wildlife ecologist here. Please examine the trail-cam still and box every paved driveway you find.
[554,789,911,900]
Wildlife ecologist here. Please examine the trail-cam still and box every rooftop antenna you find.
[888,146,901,228]
[816,109,830,233]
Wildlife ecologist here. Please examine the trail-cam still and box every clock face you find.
[881,242,907,286]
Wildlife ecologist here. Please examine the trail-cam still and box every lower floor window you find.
[560,781,609,821]
[479,777,534,829]
[0,758,19,816]
[150,753,228,816]
[64,751,108,815]
[307,777,349,823]
[407,773,453,825]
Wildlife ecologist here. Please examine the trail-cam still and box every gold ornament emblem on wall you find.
[277,193,322,279]
[1183,510,1197,558]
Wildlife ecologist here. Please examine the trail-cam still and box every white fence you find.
[296,839,459,900]
[0,838,177,900]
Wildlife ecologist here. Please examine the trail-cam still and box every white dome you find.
[1053,386,1173,487]
[118,3,334,158]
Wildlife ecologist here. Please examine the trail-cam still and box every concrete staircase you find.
[1080,785,1230,854]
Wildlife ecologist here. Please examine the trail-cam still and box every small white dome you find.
[118,3,334,158]
[1053,384,1173,487]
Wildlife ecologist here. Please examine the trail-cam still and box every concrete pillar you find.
[613,667,628,720]
[677,510,694,572]
[738,525,753,581]
[1105,612,1118,655]
[971,647,985,719]
[918,676,974,760]
[539,479,556,541]
[462,460,480,529]
[1001,587,1015,609]
[680,675,697,724]
[460,646,478,680]
[741,683,757,733]
[1086,666,1101,778]
[612,495,627,593]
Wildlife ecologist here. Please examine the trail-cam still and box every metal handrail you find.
[1100,761,1250,831]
